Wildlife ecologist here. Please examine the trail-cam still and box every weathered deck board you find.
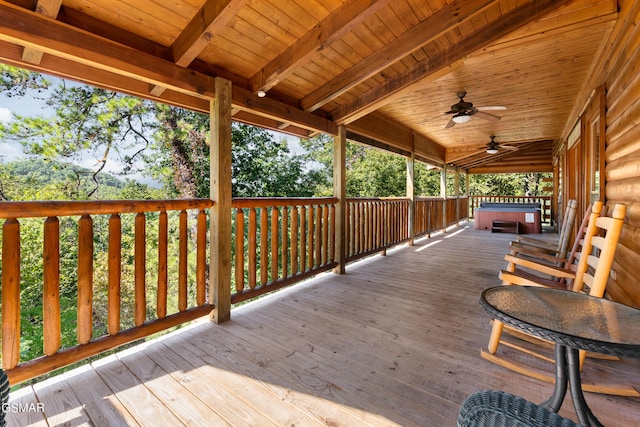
[7,224,640,426]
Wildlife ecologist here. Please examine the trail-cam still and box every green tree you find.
[300,134,441,197]
[1,66,326,199]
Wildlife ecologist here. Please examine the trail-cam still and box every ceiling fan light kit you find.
[452,113,471,124]
[486,136,501,154]
[444,91,506,128]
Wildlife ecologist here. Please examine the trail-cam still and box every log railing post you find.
[43,217,61,356]
[248,207,257,290]
[235,209,245,294]
[157,211,168,319]
[196,209,207,306]
[108,214,121,336]
[77,215,93,344]
[2,219,20,370]
[134,212,146,326]
[178,210,188,312]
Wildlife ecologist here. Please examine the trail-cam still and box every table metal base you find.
[541,345,603,427]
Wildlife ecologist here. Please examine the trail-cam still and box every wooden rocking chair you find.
[480,202,635,396]
[509,199,578,260]
[506,201,591,278]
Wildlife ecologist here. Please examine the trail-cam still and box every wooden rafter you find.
[21,0,62,65]
[150,0,250,96]
[330,0,574,124]
[249,0,393,95]
[0,2,335,137]
[301,0,495,113]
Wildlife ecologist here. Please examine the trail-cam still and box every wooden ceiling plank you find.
[21,0,62,65]
[249,0,393,95]
[301,0,496,113]
[331,0,575,124]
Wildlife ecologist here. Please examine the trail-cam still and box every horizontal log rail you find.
[231,197,339,304]
[0,199,213,385]
[468,195,551,223]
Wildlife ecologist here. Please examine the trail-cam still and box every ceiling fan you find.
[485,136,518,154]
[445,91,506,128]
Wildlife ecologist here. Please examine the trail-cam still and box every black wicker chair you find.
[1,369,9,427]
[458,390,583,427]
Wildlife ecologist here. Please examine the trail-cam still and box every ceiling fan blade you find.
[474,111,501,121]
[501,145,519,150]
[477,106,507,111]
[445,118,456,128]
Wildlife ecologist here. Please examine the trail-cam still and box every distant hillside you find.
[0,158,131,200]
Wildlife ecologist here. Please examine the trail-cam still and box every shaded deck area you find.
[7,224,640,426]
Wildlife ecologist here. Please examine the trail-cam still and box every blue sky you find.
[0,94,42,161]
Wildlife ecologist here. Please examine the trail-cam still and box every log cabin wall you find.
[594,0,640,306]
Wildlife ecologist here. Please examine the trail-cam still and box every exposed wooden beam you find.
[347,113,446,163]
[0,4,335,136]
[150,0,250,96]
[172,0,248,67]
[446,140,549,164]
[21,0,62,65]
[0,2,216,98]
[301,0,496,113]
[469,164,553,174]
[249,0,393,95]
[0,40,211,112]
[232,86,337,136]
[331,0,574,124]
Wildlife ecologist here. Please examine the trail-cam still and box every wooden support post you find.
[454,169,460,226]
[441,164,447,232]
[466,172,470,219]
[210,77,232,324]
[407,153,415,245]
[333,125,346,274]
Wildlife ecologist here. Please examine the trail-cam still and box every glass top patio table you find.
[480,286,640,358]
[480,286,640,427]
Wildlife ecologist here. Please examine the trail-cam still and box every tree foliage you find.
[300,134,442,197]
[0,66,326,199]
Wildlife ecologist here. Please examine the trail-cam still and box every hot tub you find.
[474,202,542,234]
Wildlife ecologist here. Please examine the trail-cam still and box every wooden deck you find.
[6,224,640,426]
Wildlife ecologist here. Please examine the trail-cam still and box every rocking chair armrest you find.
[499,269,570,289]
[511,237,559,252]
[510,247,568,265]
[503,254,576,279]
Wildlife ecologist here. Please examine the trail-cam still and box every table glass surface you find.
[482,286,640,346]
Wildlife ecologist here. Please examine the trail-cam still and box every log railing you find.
[231,197,339,304]
[468,195,551,223]
[345,198,411,262]
[1,195,471,384]
[0,199,212,384]
[415,197,444,237]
